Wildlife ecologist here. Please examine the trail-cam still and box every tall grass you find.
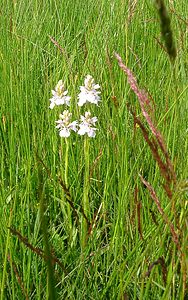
[0,0,188,299]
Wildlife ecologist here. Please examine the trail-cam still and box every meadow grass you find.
[0,0,188,299]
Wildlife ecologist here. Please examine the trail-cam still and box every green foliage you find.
[0,0,187,299]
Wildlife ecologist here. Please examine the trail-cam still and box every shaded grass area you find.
[0,0,188,299]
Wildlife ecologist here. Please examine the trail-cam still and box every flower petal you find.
[59,128,70,137]
[78,125,87,135]
[49,102,55,109]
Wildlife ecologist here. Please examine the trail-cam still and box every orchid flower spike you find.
[55,110,78,138]
[49,80,71,109]
[78,111,98,138]
[78,75,101,107]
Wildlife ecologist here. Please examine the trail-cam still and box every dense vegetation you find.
[0,0,187,299]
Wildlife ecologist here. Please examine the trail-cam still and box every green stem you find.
[65,138,72,233]
[65,138,69,187]
[81,136,90,249]
[38,173,56,300]
[1,209,13,300]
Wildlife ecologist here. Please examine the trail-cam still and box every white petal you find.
[80,115,85,122]
[91,117,98,124]
[64,96,71,106]
[78,125,87,135]
[63,90,68,96]
[78,95,87,106]
[77,129,85,135]
[86,92,100,105]
[79,86,86,92]
[87,128,97,138]
[49,102,55,109]
[94,84,100,89]
[69,121,78,132]
[56,98,65,105]
[59,128,70,137]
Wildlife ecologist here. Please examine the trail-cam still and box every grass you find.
[0,0,188,299]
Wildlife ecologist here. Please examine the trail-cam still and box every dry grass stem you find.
[8,227,68,274]
[145,257,167,284]
[7,254,29,300]
[139,176,180,250]
[115,52,176,190]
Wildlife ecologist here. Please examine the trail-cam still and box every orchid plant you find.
[49,75,101,249]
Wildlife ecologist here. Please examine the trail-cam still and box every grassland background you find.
[0,0,188,299]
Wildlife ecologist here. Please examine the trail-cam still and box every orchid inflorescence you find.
[49,80,71,109]
[49,75,101,138]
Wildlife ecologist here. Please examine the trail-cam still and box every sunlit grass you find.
[0,0,188,299]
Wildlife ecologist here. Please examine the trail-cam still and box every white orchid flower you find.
[78,75,101,106]
[49,80,71,109]
[55,110,78,137]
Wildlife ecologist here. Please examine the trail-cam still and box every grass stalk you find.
[64,138,72,235]
[1,0,187,298]
[81,136,90,249]
[38,171,56,300]
[0,209,13,300]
